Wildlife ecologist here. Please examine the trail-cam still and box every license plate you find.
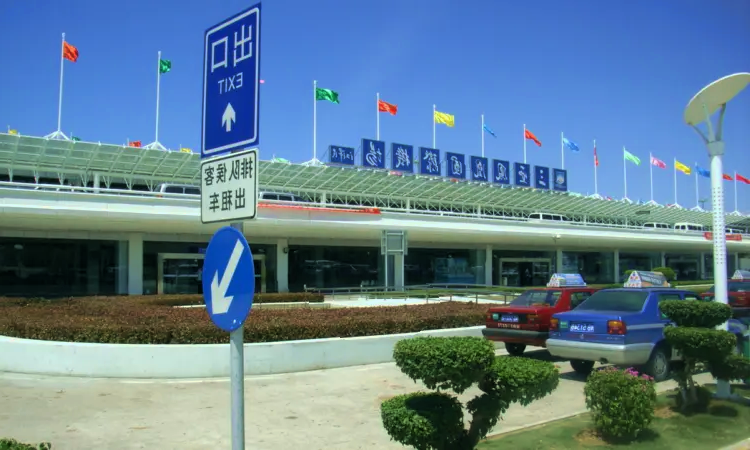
[570,323,594,333]
[497,323,520,329]
[501,314,519,323]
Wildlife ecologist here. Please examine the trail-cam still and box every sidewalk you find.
[0,349,712,450]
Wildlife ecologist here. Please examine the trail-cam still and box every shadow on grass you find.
[599,428,661,446]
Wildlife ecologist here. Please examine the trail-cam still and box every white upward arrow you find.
[222,103,236,132]
[210,239,244,315]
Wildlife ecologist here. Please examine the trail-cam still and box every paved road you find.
[0,348,709,450]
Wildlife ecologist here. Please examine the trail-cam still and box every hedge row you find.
[0,297,485,344]
[0,292,324,307]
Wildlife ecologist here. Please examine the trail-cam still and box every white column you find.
[555,249,563,273]
[394,254,405,291]
[127,233,143,295]
[700,252,707,280]
[484,244,493,286]
[93,172,100,194]
[276,238,289,293]
[660,252,666,267]
[613,249,620,283]
[116,240,128,294]
[734,253,740,272]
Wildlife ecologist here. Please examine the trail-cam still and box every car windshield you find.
[575,290,649,312]
[707,282,749,293]
[509,290,561,307]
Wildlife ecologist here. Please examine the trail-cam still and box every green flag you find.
[315,87,339,104]
[623,149,641,165]
[71,136,81,142]
[159,58,171,74]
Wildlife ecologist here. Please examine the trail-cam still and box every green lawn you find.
[478,385,750,450]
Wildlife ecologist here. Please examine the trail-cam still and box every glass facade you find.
[740,253,750,271]
[703,252,737,279]
[619,252,661,276]
[492,250,555,287]
[287,245,379,291]
[0,237,123,297]
[665,253,699,281]
[561,251,614,284]
[405,248,486,285]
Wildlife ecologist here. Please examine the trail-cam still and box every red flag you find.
[377,99,397,115]
[594,144,599,167]
[63,41,79,62]
[723,173,733,181]
[524,129,541,147]
[737,173,750,184]
[650,155,666,169]
[128,140,142,148]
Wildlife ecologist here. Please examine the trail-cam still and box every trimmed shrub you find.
[381,337,559,449]
[0,439,50,450]
[0,292,325,307]
[658,300,731,328]
[651,267,675,281]
[0,299,486,344]
[584,366,656,440]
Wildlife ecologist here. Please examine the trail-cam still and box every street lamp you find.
[683,72,750,399]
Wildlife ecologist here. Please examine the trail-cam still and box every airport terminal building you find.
[1,133,749,298]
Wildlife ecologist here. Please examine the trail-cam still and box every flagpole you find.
[623,147,628,199]
[432,104,436,148]
[649,152,654,202]
[481,114,485,157]
[523,124,527,164]
[735,171,739,212]
[376,92,380,140]
[154,51,161,144]
[313,80,317,162]
[694,165,699,208]
[593,139,598,196]
[45,32,70,140]
[673,157,678,205]
[560,132,565,170]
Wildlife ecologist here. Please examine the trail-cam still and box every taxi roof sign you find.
[547,273,587,288]
[624,270,670,288]
[731,270,750,280]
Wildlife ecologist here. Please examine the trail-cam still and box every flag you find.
[623,149,641,165]
[180,147,192,153]
[650,155,666,169]
[8,129,18,135]
[737,173,750,185]
[524,129,541,146]
[159,58,172,74]
[378,99,398,115]
[434,110,454,127]
[483,123,496,138]
[674,160,691,175]
[594,144,599,167]
[695,165,710,178]
[128,140,142,148]
[315,87,339,104]
[63,41,79,62]
[71,135,81,142]
[562,137,579,152]
[723,173,733,181]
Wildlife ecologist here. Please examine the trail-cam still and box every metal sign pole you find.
[230,222,245,450]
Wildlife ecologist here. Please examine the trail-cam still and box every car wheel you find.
[643,347,670,382]
[570,359,595,376]
[505,343,526,356]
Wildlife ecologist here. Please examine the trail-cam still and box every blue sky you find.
[1,0,749,211]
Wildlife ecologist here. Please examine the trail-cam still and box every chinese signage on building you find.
[201,148,259,224]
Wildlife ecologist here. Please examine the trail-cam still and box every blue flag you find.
[483,123,496,138]
[695,164,710,178]
[562,137,580,152]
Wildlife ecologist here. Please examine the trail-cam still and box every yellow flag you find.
[434,110,455,127]
[675,160,691,175]
[8,129,18,135]
[180,147,192,153]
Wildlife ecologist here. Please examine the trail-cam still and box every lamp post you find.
[683,72,750,399]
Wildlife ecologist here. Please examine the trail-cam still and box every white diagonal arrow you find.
[222,102,236,132]
[210,239,244,315]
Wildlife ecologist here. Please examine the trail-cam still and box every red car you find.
[699,270,750,307]
[482,274,599,356]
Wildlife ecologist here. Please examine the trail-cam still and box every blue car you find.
[546,286,703,382]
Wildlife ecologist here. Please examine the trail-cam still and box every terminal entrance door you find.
[157,253,267,295]
[499,258,552,287]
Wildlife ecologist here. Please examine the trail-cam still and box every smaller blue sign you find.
[202,226,256,332]
[329,145,355,165]
[515,162,531,187]
[361,139,386,169]
[391,143,414,173]
[471,156,489,182]
[420,147,441,175]
[553,168,568,192]
[445,152,466,179]
[493,159,510,185]
[535,166,550,189]
[547,273,587,287]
